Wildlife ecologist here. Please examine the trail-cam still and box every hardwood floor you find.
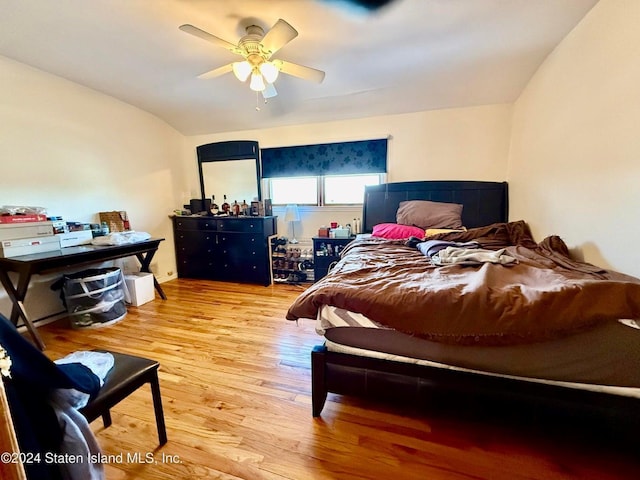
[36,278,639,479]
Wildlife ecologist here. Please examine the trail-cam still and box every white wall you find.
[0,56,183,321]
[508,0,640,277]
[182,104,513,241]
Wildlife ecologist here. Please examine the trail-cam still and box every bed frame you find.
[311,180,639,428]
[362,180,509,232]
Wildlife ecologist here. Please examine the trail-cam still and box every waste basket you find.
[62,267,127,328]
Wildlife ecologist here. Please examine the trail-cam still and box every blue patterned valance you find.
[261,139,387,178]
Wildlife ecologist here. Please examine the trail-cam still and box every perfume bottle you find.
[241,199,249,216]
[221,195,230,214]
[211,195,219,215]
[232,200,240,216]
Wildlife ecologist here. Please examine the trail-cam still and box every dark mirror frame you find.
[196,140,262,205]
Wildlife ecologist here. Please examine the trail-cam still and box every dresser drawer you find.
[174,217,217,231]
[216,218,266,233]
[174,230,215,249]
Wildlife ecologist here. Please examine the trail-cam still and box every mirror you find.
[197,141,262,213]
[201,159,259,207]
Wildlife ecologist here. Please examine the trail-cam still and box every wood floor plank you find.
[30,278,640,480]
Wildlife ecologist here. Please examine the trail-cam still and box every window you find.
[261,138,387,205]
[323,174,381,205]
[269,174,382,205]
[270,177,318,205]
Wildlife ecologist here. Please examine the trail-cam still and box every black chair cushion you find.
[80,351,159,422]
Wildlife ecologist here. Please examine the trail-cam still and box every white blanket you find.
[431,246,517,266]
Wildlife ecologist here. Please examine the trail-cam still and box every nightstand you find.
[312,237,354,281]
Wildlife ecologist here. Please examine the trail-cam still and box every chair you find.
[0,314,167,479]
[80,350,167,445]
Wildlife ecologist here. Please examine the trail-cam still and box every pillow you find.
[371,223,425,240]
[396,200,463,229]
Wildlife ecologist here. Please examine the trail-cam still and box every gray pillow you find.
[396,200,463,229]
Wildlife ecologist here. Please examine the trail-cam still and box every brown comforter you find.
[286,221,640,345]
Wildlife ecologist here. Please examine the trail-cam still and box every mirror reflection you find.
[201,159,259,208]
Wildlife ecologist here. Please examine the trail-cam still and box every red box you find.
[0,214,47,224]
[318,227,330,238]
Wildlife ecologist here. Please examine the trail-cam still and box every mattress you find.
[318,305,640,395]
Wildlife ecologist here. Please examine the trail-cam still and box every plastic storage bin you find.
[62,267,127,328]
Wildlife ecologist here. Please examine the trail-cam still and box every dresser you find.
[173,216,276,285]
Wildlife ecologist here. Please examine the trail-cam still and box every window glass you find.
[270,177,318,205]
[324,174,381,205]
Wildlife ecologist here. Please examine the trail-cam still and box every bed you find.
[286,181,640,422]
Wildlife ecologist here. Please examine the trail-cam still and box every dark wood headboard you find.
[362,181,508,233]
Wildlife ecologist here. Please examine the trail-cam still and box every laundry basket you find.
[62,267,127,328]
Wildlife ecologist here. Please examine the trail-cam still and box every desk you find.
[0,238,166,350]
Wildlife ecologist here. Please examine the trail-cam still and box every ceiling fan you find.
[179,19,325,99]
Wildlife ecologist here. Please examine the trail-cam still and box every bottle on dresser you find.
[232,200,240,216]
[211,195,219,215]
[241,200,249,216]
[221,195,230,214]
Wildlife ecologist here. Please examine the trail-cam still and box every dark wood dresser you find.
[172,216,276,285]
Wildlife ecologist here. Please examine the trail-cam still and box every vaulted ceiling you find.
[0,0,599,135]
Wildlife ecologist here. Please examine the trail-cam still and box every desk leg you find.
[135,250,167,300]
[0,269,46,350]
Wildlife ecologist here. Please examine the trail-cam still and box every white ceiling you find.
[0,0,598,136]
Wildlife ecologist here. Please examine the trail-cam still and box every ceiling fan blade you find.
[179,24,239,53]
[261,19,298,56]
[197,63,234,80]
[262,83,278,99]
[274,60,325,83]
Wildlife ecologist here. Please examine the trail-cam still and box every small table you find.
[312,236,355,282]
[0,238,166,350]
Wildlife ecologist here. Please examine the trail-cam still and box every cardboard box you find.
[0,221,54,241]
[124,272,155,306]
[57,230,94,248]
[0,235,60,258]
[0,214,47,224]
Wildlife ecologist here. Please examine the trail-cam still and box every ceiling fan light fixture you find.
[259,61,279,84]
[232,61,252,82]
[180,18,325,101]
[249,71,266,92]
